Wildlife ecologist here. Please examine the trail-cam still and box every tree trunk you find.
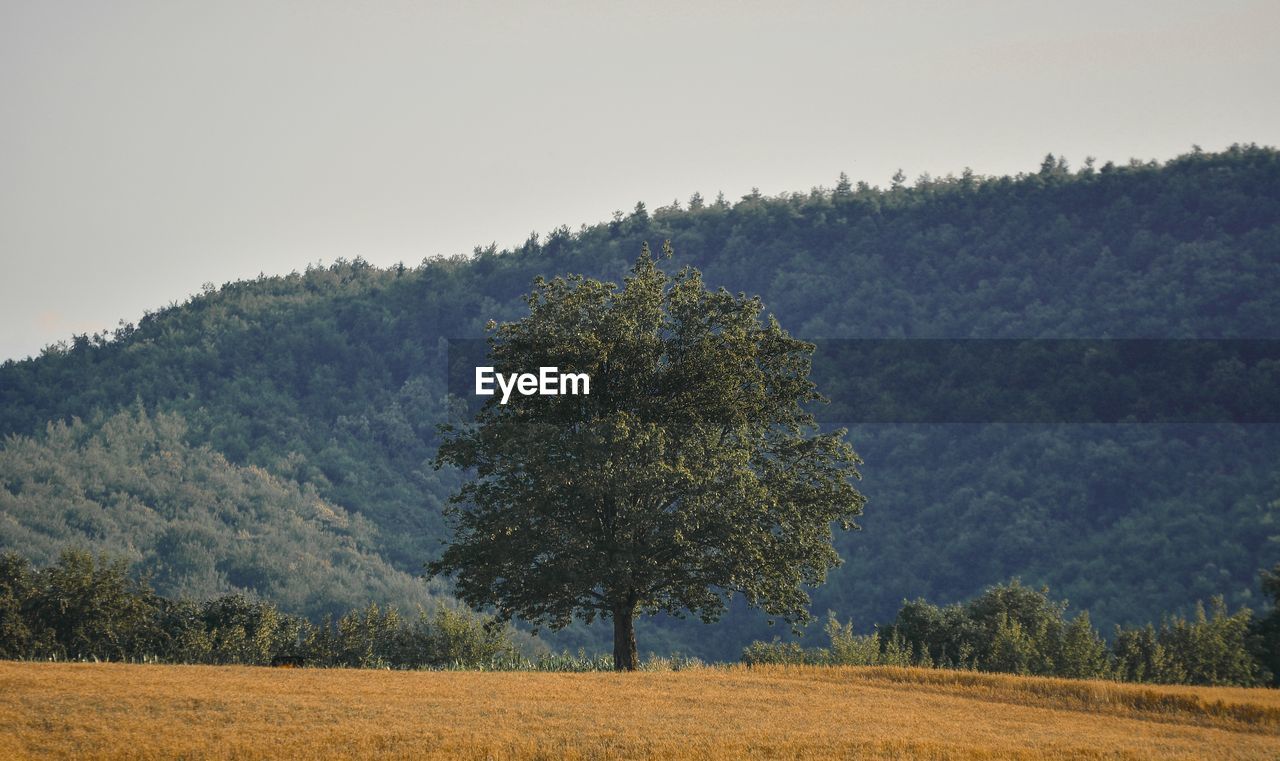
[612,603,638,671]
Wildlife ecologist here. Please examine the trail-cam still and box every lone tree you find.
[430,244,865,670]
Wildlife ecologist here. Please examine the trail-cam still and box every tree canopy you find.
[430,244,866,669]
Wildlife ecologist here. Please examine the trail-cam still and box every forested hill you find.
[2,144,1279,658]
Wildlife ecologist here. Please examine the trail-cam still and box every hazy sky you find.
[2,0,1277,362]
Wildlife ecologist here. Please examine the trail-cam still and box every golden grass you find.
[2,661,1278,759]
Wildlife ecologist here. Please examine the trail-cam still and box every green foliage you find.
[0,408,441,619]
[198,593,301,666]
[0,553,34,659]
[1113,598,1264,685]
[0,550,522,669]
[2,145,1279,659]
[1,548,1275,684]
[967,581,1068,675]
[743,612,927,668]
[431,245,864,669]
[410,605,520,668]
[1058,611,1109,680]
[1253,561,1280,685]
[823,612,883,666]
[740,639,816,666]
[331,603,403,668]
[1151,597,1262,686]
[987,613,1038,675]
[744,581,1268,686]
[1111,624,1182,683]
[276,602,522,669]
[882,598,979,670]
[23,548,162,661]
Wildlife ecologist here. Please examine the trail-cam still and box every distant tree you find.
[1255,561,1280,684]
[1112,623,1181,683]
[0,553,34,659]
[988,612,1036,674]
[414,604,519,667]
[431,244,865,669]
[27,549,161,661]
[1159,597,1261,686]
[884,598,978,669]
[1058,611,1109,679]
[966,580,1066,674]
[199,593,295,665]
[834,172,853,198]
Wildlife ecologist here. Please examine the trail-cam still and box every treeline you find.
[0,549,517,668]
[7,548,1277,686]
[744,578,1279,687]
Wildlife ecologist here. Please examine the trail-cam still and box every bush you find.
[824,613,882,666]
[411,605,519,668]
[741,639,815,666]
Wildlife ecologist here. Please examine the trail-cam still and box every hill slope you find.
[0,407,442,617]
[2,145,1279,657]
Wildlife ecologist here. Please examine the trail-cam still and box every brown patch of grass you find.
[1,661,1278,759]
[760,665,1280,731]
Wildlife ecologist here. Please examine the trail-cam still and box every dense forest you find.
[2,144,1278,659]
[0,407,439,617]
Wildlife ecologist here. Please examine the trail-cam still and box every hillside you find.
[2,662,1278,759]
[2,144,1279,658]
[0,408,442,617]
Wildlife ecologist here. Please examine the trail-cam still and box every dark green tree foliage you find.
[745,580,1264,686]
[18,549,161,661]
[1,548,1272,684]
[1253,562,1280,684]
[0,550,519,668]
[882,581,1101,676]
[195,593,302,665]
[0,552,34,657]
[431,246,865,669]
[1111,597,1263,685]
[1058,611,1109,680]
[1110,624,1175,683]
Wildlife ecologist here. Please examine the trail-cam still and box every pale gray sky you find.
[2,0,1277,361]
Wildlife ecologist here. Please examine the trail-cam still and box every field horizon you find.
[3,661,1278,759]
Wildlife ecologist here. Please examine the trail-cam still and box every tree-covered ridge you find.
[0,408,442,618]
[0,144,1278,658]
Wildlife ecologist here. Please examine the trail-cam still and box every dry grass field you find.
[2,661,1279,760]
